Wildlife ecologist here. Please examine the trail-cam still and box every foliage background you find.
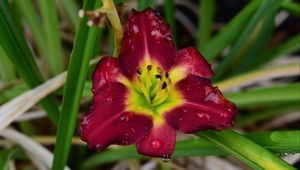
[0,0,299,170]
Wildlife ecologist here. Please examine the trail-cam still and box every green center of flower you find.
[136,65,170,107]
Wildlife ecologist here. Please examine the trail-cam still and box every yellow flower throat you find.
[135,64,171,107]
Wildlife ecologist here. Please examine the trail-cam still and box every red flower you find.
[79,8,238,159]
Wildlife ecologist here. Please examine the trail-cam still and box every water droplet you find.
[125,133,129,136]
[220,113,227,118]
[130,127,136,133]
[122,140,129,145]
[161,154,170,162]
[151,139,162,149]
[179,117,183,121]
[95,144,101,150]
[183,109,187,113]
[106,97,112,102]
[197,113,210,120]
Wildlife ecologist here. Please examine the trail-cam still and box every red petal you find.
[92,56,121,93]
[170,47,213,83]
[165,75,238,133]
[136,123,176,158]
[118,8,176,78]
[80,82,153,150]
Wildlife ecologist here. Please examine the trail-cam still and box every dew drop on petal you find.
[151,139,162,149]
[197,113,210,120]
[161,154,170,162]
[122,140,129,145]
[106,97,112,102]
[130,127,136,133]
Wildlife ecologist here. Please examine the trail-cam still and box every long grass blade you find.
[0,46,16,82]
[253,34,300,68]
[13,0,49,68]
[201,0,261,61]
[213,0,283,80]
[225,83,300,108]
[165,0,176,41]
[0,0,60,124]
[80,130,300,169]
[197,129,296,170]
[39,0,64,75]
[0,128,71,170]
[57,0,79,29]
[197,0,215,50]
[280,0,300,17]
[51,1,101,169]
[138,0,156,10]
[0,72,66,131]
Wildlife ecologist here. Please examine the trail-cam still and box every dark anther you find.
[155,75,161,79]
[162,82,167,89]
[165,72,169,78]
[137,68,142,75]
[147,65,152,71]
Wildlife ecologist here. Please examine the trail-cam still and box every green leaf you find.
[0,0,60,124]
[0,46,16,82]
[253,34,300,68]
[138,0,156,10]
[229,8,277,75]
[165,0,177,41]
[197,129,296,170]
[0,149,17,170]
[51,1,101,169]
[39,0,64,75]
[225,83,300,108]
[280,0,300,17]
[213,0,283,80]
[197,0,215,50]
[13,0,49,72]
[236,103,299,126]
[80,130,299,170]
[201,0,261,61]
[58,0,79,29]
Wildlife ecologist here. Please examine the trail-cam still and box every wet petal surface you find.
[80,82,153,150]
[92,56,121,93]
[170,47,213,83]
[118,8,176,79]
[165,75,238,133]
[136,123,176,158]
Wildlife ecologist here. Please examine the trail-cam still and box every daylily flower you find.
[80,8,238,159]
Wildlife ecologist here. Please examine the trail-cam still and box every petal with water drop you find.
[165,75,238,133]
[80,82,153,150]
[118,8,176,79]
[136,123,176,158]
[170,47,213,84]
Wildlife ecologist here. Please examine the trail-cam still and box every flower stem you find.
[101,0,123,56]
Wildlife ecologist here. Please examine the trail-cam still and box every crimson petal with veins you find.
[165,75,238,133]
[80,82,153,150]
[174,47,213,79]
[118,8,176,78]
[136,123,176,158]
[92,57,121,93]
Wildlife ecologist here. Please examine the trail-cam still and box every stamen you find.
[165,72,169,78]
[137,68,142,75]
[155,75,161,79]
[162,82,167,89]
[147,65,152,71]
